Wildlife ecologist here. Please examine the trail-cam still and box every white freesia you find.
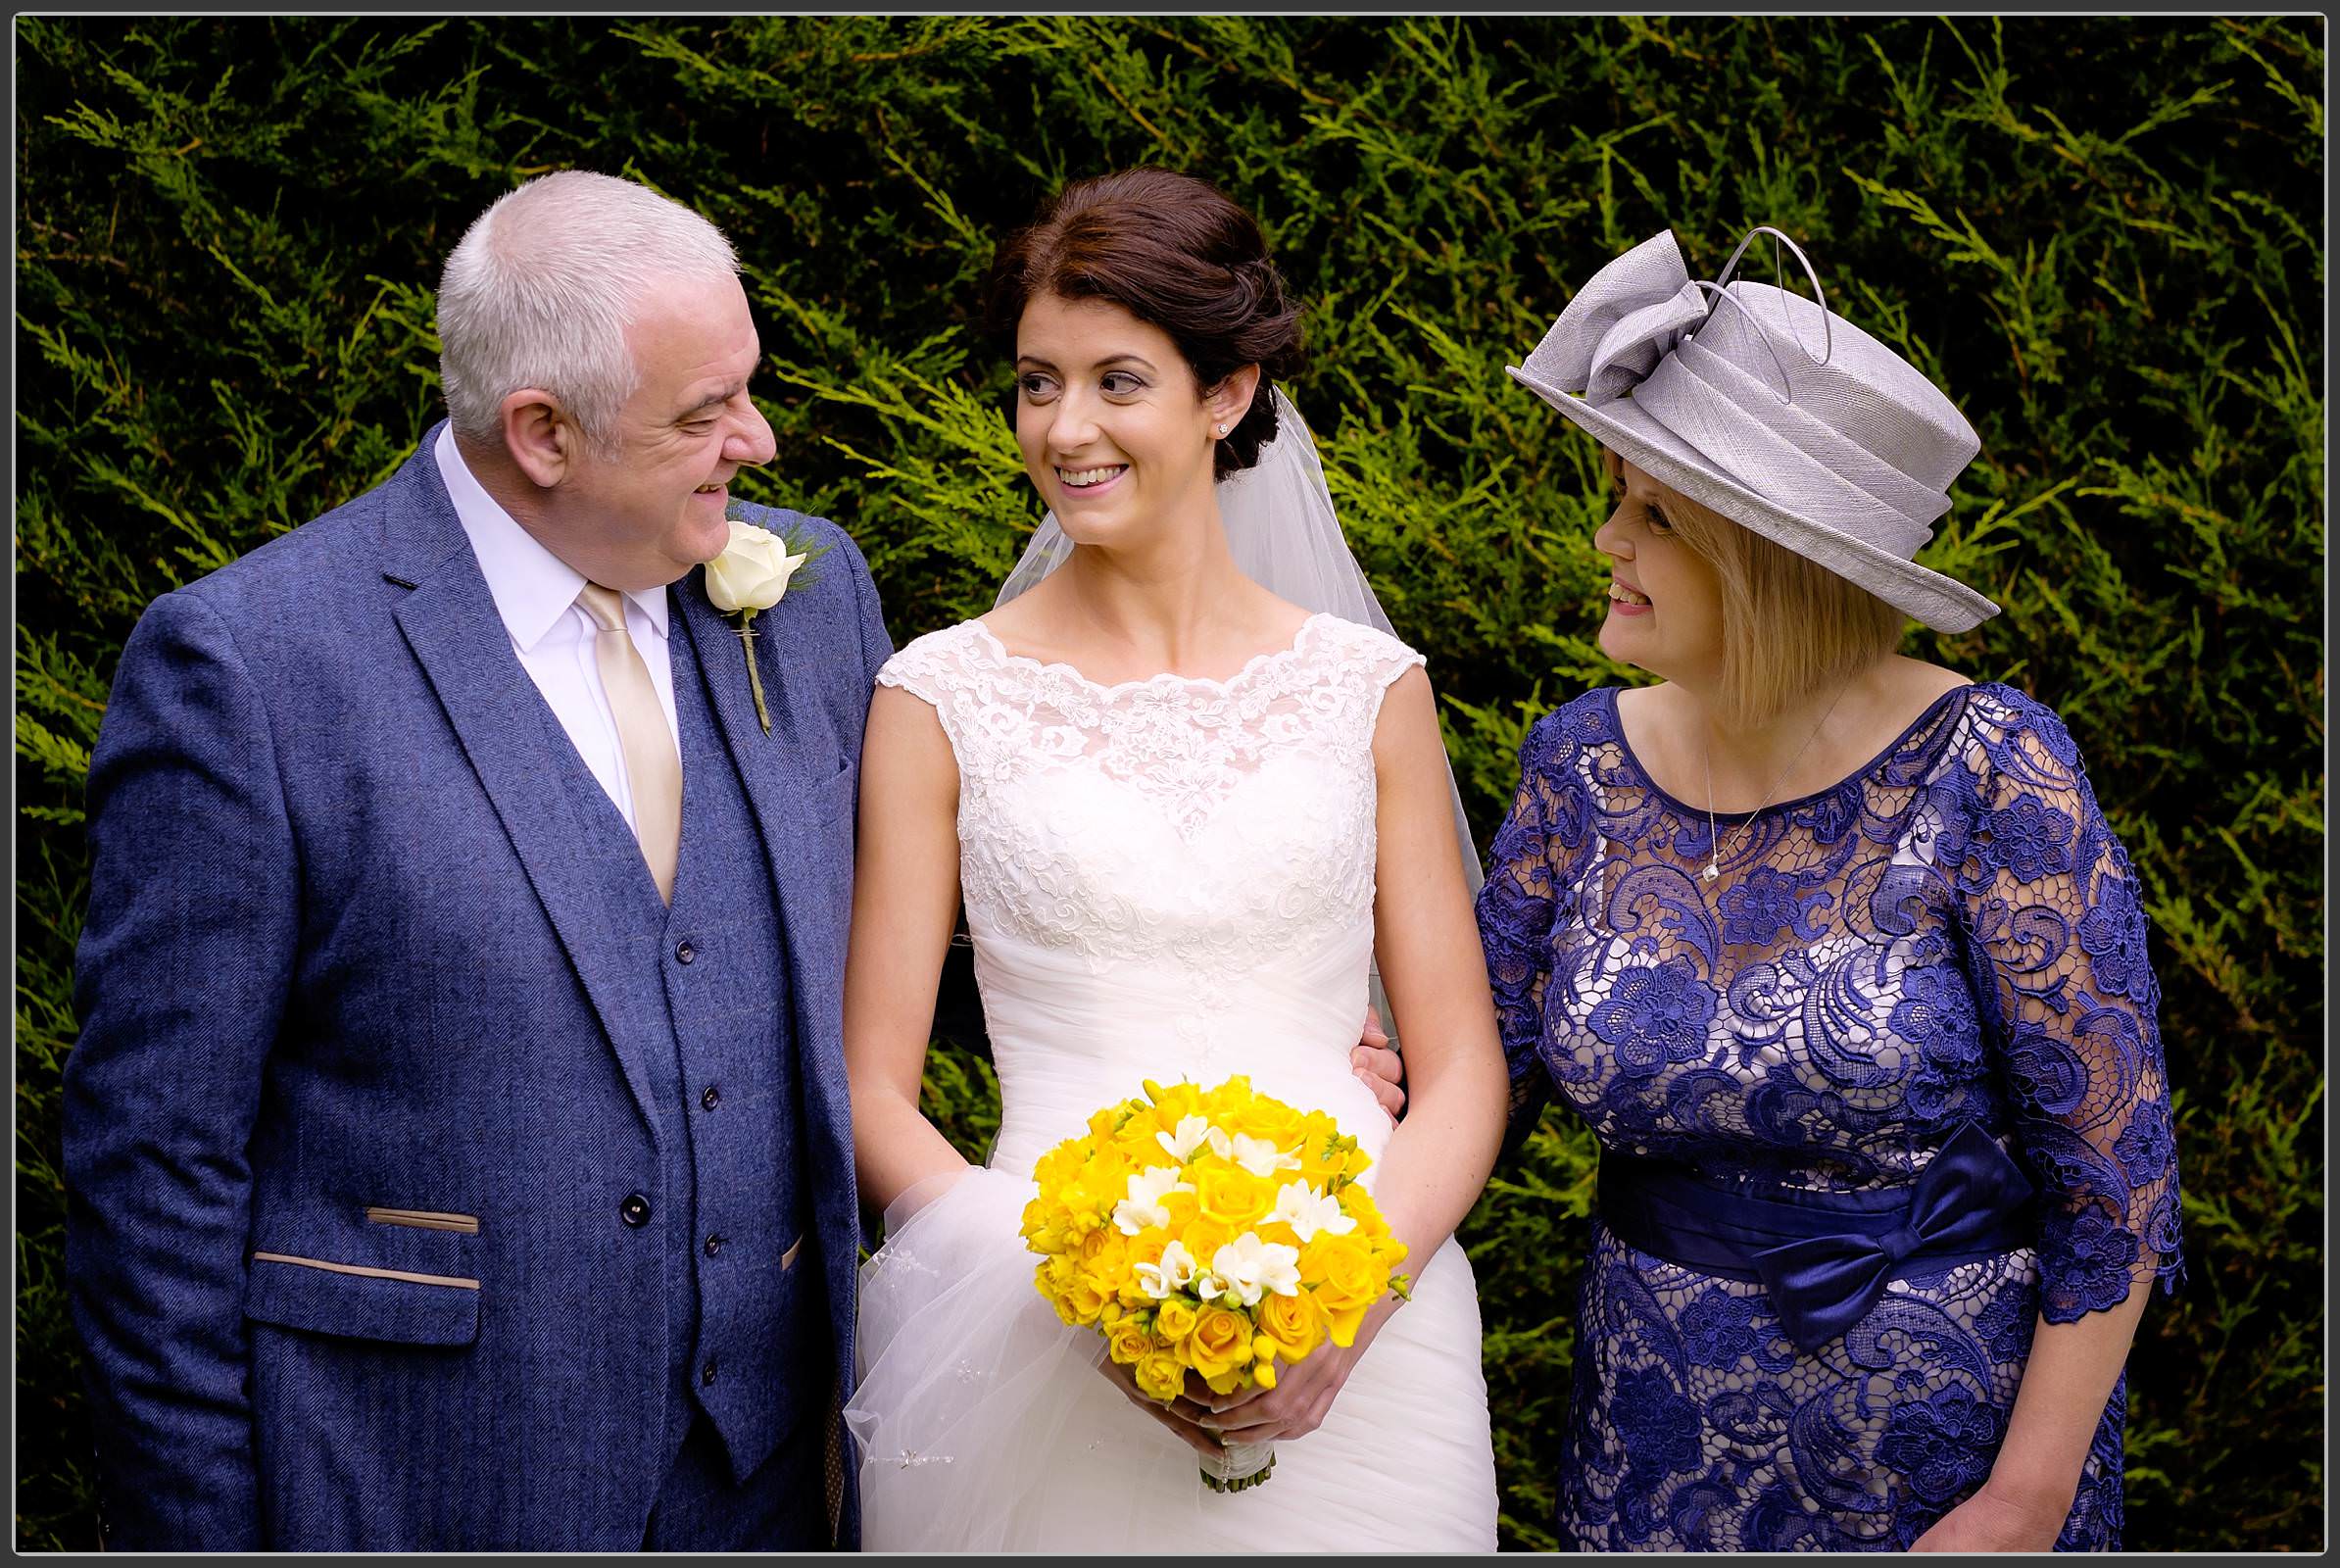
[1156,1115,1216,1163]
[1209,1232,1302,1306]
[1134,1240,1199,1300]
[1112,1165,1195,1236]
[1228,1133,1301,1179]
[704,519,808,613]
[1268,1180,1357,1243]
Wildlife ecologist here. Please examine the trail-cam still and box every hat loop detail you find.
[1686,281,1799,407]
[1713,224,1834,369]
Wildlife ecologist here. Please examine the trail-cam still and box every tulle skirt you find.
[844,1166,1498,1552]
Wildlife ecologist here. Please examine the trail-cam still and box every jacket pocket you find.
[245,1250,481,1347]
[365,1206,480,1234]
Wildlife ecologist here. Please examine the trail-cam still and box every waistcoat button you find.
[620,1193,652,1227]
[675,940,697,965]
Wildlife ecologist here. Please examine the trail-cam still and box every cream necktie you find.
[576,583,681,905]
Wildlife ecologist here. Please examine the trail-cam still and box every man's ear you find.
[500,390,578,490]
[1206,363,1263,436]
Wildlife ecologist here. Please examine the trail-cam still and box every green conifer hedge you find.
[16,17,2322,1550]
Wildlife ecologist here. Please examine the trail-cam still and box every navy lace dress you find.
[1475,683,2182,1551]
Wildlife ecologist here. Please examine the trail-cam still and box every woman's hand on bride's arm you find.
[1350,1002,1405,1124]
[843,685,975,1215]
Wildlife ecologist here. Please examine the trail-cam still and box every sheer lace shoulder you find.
[873,619,992,713]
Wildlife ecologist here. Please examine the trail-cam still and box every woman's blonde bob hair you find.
[1601,446,1906,728]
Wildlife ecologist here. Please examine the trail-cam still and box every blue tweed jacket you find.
[62,429,888,1548]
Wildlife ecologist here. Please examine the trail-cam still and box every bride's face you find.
[1012,292,1234,552]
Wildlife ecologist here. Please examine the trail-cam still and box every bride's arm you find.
[844,684,974,1214]
[1357,666,1510,1273]
[1206,665,1508,1443]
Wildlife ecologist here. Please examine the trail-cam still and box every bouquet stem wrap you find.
[1199,1440,1277,1494]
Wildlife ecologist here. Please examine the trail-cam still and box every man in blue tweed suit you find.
[63,171,878,1549]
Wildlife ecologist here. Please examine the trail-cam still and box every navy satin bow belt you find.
[1595,1121,2037,1354]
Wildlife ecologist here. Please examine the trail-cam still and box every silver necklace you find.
[1699,683,1851,883]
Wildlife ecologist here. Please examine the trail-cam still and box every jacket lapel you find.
[383,434,667,1137]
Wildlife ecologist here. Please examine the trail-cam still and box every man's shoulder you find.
[172,448,428,624]
[140,447,447,688]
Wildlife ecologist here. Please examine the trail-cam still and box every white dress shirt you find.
[435,426,682,833]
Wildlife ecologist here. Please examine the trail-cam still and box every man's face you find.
[558,271,775,590]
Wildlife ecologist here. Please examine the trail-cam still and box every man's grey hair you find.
[437,171,740,453]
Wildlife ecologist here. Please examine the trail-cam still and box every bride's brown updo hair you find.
[986,168,1305,480]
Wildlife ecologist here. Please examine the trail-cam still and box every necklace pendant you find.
[1701,861,1720,883]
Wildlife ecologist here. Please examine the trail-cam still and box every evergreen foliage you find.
[16,17,2322,1550]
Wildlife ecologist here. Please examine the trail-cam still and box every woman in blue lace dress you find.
[1478,230,2182,1551]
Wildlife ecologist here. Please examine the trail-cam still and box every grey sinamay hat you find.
[1507,227,2001,631]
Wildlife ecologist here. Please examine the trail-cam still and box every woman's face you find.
[1592,456,1727,685]
[1012,292,1248,553]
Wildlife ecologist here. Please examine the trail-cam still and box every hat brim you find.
[1507,364,2001,633]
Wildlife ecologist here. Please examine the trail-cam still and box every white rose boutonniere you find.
[706,515,818,735]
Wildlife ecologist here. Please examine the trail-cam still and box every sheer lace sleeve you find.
[1311,615,1427,709]
[1474,704,1595,1153]
[874,625,963,710]
[1950,688,2183,1322]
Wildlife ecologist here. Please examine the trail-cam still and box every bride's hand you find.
[1094,1354,1227,1463]
[1200,1297,1396,1444]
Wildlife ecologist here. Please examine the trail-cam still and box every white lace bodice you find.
[878,612,1425,1174]
[876,612,1424,976]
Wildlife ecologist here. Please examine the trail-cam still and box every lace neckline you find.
[1602,681,1975,822]
[965,612,1334,698]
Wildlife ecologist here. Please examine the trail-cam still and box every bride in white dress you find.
[841,169,1506,1552]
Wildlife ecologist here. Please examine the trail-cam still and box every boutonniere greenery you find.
[705,513,829,734]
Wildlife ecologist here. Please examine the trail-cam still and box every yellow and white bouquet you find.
[1021,1076,1410,1492]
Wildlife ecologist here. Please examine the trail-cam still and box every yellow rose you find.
[1153,1297,1200,1344]
[1218,1094,1303,1151]
[704,520,808,613]
[1194,1165,1270,1229]
[1188,1304,1255,1383]
[1134,1348,1188,1405]
[1106,1317,1151,1365]
[1177,1218,1237,1270]
[1254,1286,1326,1362]
[1303,1232,1387,1348]
[1339,1186,1395,1241]
[1303,1233,1384,1312]
[1156,1187,1200,1231]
